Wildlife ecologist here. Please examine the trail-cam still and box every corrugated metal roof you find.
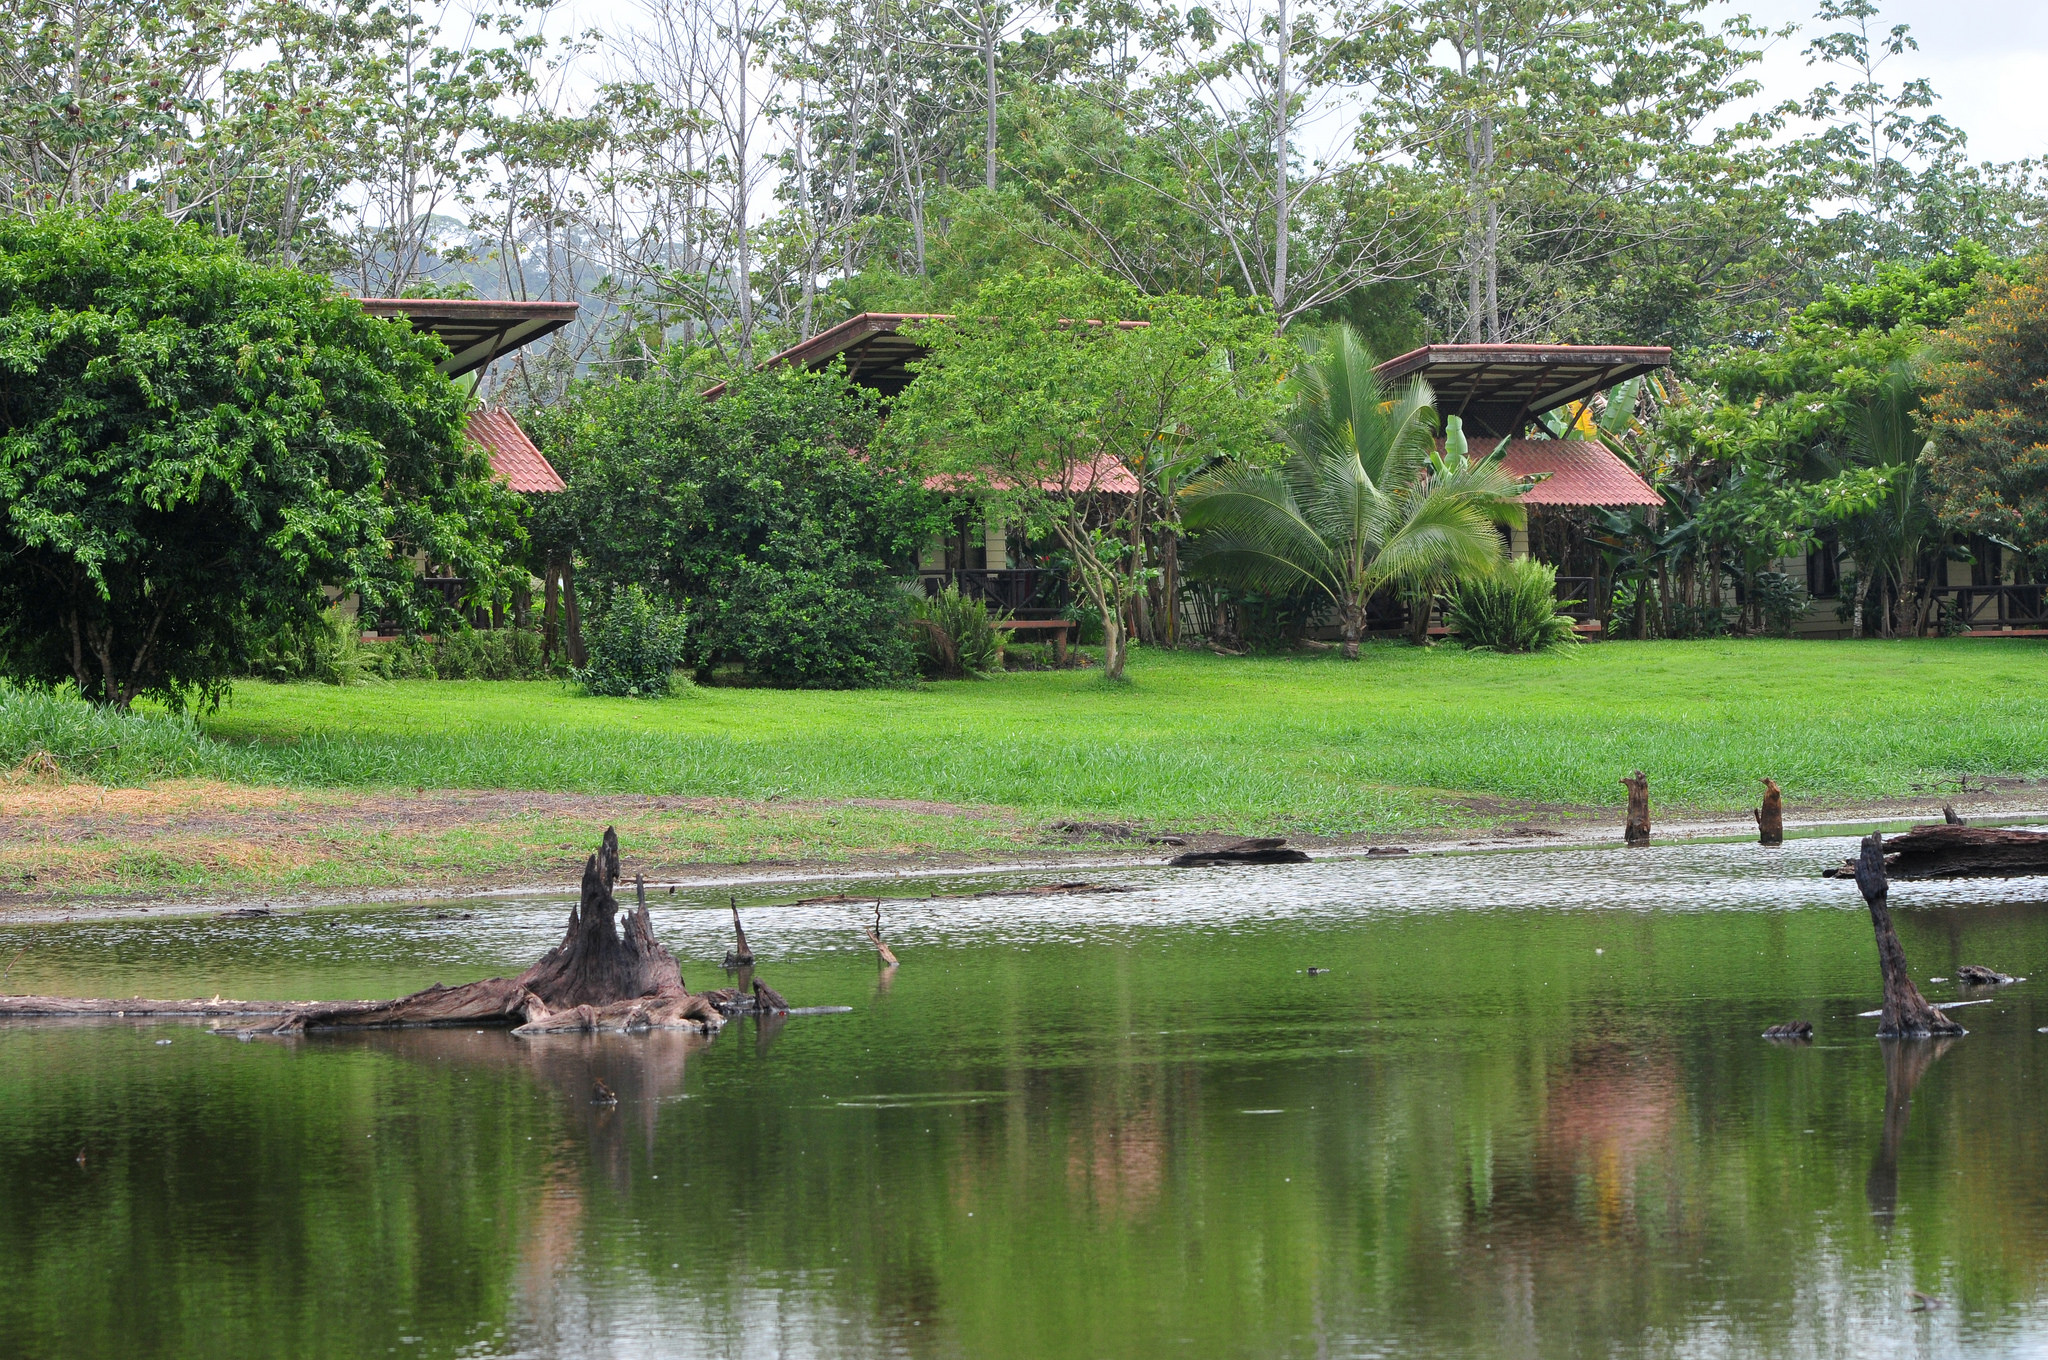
[1471,437,1662,508]
[467,409,566,493]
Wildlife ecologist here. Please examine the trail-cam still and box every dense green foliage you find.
[903,585,1007,678]
[1923,255,2048,565]
[1183,328,1525,656]
[0,212,516,709]
[884,270,1288,677]
[531,366,939,688]
[576,585,691,698]
[1446,558,1581,653]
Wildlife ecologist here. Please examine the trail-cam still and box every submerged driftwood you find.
[1851,832,1965,1040]
[1167,838,1310,867]
[1823,822,2048,880]
[2,829,768,1039]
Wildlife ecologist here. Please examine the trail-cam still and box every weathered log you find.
[1956,964,2016,987]
[592,1077,618,1105]
[1762,1020,1813,1040]
[1167,837,1310,867]
[1852,832,1965,1039]
[752,979,790,1014]
[1621,771,1651,846]
[1943,804,1967,825]
[1874,823,2048,880]
[1753,778,1784,846]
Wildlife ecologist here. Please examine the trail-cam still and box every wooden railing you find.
[916,569,1066,617]
[1928,584,2048,629]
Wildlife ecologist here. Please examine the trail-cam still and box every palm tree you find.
[1182,325,1529,658]
[1840,361,1938,637]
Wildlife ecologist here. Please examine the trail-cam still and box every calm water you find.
[5,837,2048,1359]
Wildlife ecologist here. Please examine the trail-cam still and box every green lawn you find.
[199,640,2048,833]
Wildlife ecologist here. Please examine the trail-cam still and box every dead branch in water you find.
[1851,833,1965,1040]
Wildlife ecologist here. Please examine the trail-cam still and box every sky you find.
[1716,0,2047,164]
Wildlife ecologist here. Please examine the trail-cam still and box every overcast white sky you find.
[1718,0,2048,164]
[558,0,2046,166]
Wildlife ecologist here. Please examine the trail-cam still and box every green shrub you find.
[904,585,1008,678]
[247,606,381,686]
[1751,571,1809,636]
[1446,558,1581,653]
[531,365,943,688]
[576,586,691,697]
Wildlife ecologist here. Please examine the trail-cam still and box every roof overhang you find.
[1373,344,1671,438]
[359,298,581,378]
[703,313,952,399]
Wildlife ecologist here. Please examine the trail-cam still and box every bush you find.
[1446,558,1581,653]
[532,365,944,688]
[904,585,1007,678]
[246,607,381,686]
[1751,571,1809,636]
[713,551,914,688]
[575,586,691,697]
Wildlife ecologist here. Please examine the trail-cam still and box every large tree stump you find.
[1753,778,1784,846]
[1852,832,1964,1039]
[1621,771,1651,846]
[227,829,724,1037]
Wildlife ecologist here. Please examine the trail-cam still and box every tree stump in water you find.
[227,828,724,1037]
[1852,833,1964,1039]
[1753,778,1784,846]
[1621,771,1651,846]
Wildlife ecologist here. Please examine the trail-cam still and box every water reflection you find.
[4,835,2048,1358]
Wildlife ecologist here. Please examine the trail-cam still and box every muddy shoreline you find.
[5,779,2046,923]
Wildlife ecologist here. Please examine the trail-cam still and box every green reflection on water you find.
[4,880,2048,1359]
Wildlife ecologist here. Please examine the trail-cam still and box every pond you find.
[4,834,2048,1359]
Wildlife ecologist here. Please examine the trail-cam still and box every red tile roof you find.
[467,409,566,493]
[1471,437,1662,508]
[924,452,1139,496]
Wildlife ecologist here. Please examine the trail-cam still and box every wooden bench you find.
[996,618,1078,663]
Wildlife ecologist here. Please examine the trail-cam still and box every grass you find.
[7,639,2047,901]
[190,639,2048,827]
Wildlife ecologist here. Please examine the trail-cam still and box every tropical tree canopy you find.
[0,210,516,709]
[1923,255,2048,569]
[1181,325,1528,657]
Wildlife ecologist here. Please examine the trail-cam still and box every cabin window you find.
[1806,531,1840,599]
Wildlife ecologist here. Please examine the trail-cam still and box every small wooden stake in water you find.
[1622,770,1651,846]
[865,900,900,966]
[1754,778,1784,846]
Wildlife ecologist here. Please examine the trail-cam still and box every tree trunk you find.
[1340,610,1361,660]
[1852,569,1872,639]
[562,558,587,668]
[1852,833,1965,1039]
[223,830,727,1036]
[542,557,562,663]
[1102,613,1127,680]
[1753,777,1783,846]
[1621,770,1651,846]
